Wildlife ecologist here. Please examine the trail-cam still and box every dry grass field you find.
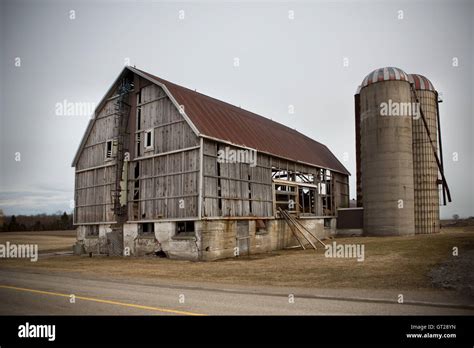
[0,230,76,253]
[1,227,472,291]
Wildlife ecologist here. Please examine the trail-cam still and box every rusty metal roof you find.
[135,68,349,175]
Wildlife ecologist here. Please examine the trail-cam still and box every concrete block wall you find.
[122,222,199,259]
[248,220,273,255]
[199,220,276,261]
[200,217,332,260]
[155,222,199,260]
[199,220,240,260]
[77,224,111,254]
[123,224,158,257]
[98,225,111,254]
[266,218,330,250]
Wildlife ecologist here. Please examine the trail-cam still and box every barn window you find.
[299,186,316,215]
[324,218,332,229]
[176,221,195,236]
[256,219,267,235]
[274,183,297,213]
[136,107,142,130]
[135,133,142,157]
[138,223,154,236]
[144,129,154,151]
[86,225,99,237]
[105,139,115,160]
[136,90,142,105]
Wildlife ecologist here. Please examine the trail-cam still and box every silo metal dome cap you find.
[359,67,410,91]
[408,74,436,91]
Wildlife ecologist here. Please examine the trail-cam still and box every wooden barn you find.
[72,66,350,260]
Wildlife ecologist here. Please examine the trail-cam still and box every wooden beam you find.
[75,162,116,174]
[133,119,186,134]
[131,146,200,162]
[131,194,199,202]
[136,95,168,107]
[203,174,271,186]
[198,137,204,219]
[127,169,199,181]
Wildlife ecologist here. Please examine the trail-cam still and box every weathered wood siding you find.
[76,100,117,170]
[334,172,350,209]
[75,96,123,224]
[128,82,200,220]
[200,139,349,218]
[202,139,273,217]
[74,75,200,224]
[75,165,116,223]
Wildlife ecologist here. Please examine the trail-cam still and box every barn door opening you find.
[107,227,123,256]
[236,220,250,256]
[132,162,140,220]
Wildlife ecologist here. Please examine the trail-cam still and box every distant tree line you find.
[0,210,74,232]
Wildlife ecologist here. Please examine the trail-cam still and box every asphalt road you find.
[0,269,472,315]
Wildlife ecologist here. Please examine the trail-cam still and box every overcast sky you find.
[0,0,472,219]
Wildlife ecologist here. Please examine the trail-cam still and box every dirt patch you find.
[429,249,474,296]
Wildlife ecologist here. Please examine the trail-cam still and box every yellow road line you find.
[0,284,205,316]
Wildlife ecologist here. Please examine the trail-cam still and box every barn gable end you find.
[73,68,201,224]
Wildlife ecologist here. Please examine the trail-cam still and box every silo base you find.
[363,202,415,236]
[363,227,415,236]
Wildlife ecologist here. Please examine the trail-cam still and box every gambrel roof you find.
[72,66,350,175]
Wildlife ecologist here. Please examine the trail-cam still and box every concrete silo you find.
[357,67,416,236]
[354,86,363,207]
[409,74,440,234]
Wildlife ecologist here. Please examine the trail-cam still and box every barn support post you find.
[198,137,204,220]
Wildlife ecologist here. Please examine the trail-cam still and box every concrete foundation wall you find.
[77,217,334,260]
[123,224,158,257]
[155,222,199,260]
[77,224,112,254]
[200,217,332,260]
